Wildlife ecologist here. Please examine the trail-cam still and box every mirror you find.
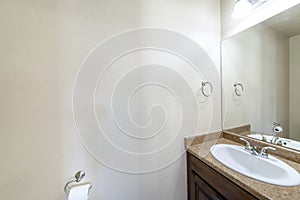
[222,3,300,151]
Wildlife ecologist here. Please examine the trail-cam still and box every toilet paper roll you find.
[67,183,92,200]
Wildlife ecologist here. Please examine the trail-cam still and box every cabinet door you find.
[187,152,258,200]
[191,171,224,200]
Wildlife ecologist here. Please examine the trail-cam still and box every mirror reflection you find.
[222,3,300,151]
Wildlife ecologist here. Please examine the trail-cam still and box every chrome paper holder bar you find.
[64,171,86,193]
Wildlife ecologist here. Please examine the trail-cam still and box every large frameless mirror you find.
[222,3,300,151]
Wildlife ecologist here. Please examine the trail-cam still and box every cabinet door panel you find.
[192,171,224,200]
[187,152,258,200]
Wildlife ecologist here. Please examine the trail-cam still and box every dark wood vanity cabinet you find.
[187,152,258,200]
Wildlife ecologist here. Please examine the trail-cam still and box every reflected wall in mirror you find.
[222,3,300,151]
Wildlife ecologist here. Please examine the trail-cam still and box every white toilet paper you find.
[67,183,92,200]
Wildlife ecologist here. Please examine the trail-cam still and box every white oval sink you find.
[210,144,300,186]
[248,133,300,151]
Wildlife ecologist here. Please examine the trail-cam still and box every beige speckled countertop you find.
[187,137,300,200]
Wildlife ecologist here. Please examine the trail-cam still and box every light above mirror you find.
[231,0,269,19]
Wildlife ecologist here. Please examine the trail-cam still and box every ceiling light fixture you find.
[231,0,268,19]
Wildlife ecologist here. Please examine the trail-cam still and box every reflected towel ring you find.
[201,81,213,97]
[234,82,244,96]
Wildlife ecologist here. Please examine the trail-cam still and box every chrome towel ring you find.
[201,81,213,97]
[234,82,244,96]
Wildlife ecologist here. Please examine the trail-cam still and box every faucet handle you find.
[273,122,280,126]
[260,146,276,158]
[240,138,252,151]
[260,134,267,142]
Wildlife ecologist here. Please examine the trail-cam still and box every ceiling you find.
[263,3,300,38]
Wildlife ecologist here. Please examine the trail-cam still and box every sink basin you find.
[248,133,300,151]
[210,144,300,186]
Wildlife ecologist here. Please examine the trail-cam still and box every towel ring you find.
[234,82,244,96]
[64,171,86,193]
[201,81,213,97]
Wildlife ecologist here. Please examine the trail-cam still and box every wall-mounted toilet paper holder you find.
[64,171,92,194]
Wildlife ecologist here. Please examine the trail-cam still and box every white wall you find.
[0,0,221,200]
[222,25,289,136]
[221,0,300,39]
[289,34,300,141]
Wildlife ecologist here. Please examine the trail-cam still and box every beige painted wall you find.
[222,25,289,136]
[289,34,300,141]
[0,0,220,200]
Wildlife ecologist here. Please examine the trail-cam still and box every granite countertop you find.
[187,137,300,200]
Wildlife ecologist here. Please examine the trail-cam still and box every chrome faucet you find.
[239,138,276,159]
[271,122,283,144]
[251,146,260,156]
[240,138,258,155]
